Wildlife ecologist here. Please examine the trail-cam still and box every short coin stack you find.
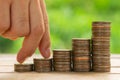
[53,49,71,72]
[34,58,52,72]
[92,21,111,72]
[14,64,33,72]
[72,38,91,72]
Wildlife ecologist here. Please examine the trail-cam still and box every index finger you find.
[17,0,45,63]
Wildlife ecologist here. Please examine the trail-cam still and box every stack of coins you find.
[92,21,111,72]
[34,58,52,72]
[53,49,71,72]
[72,38,91,72]
[14,64,33,72]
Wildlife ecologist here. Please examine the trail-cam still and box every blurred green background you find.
[0,0,119,54]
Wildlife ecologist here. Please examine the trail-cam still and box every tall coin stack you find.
[34,58,52,72]
[53,49,71,72]
[92,21,111,72]
[72,38,91,72]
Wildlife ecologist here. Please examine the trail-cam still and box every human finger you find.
[17,0,45,63]
[39,0,51,58]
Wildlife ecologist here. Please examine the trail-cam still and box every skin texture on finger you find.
[39,0,51,58]
[0,0,10,35]
[2,0,30,39]
[17,0,45,63]
[1,35,18,40]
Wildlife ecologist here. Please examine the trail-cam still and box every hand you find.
[0,0,51,63]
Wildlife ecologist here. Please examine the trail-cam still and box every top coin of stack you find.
[14,64,33,72]
[72,38,91,72]
[92,21,111,72]
[53,49,71,72]
[34,58,52,72]
[92,22,111,38]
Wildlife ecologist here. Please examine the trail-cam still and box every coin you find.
[54,62,71,65]
[53,55,70,58]
[73,68,90,72]
[72,46,90,50]
[14,64,33,72]
[73,53,90,57]
[93,68,110,72]
[92,48,110,51]
[72,49,90,53]
[92,45,110,49]
[53,49,71,57]
[54,64,71,72]
[92,41,109,45]
[53,49,71,55]
[72,38,90,42]
[54,68,71,72]
[73,61,90,65]
[92,28,110,32]
[93,63,110,66]
[73,56,90,61]
[73,64,90,68]
[93,65,110,69]
[92,49,109,53]
[53,57,71,62]
[92,27,110,33]
[54,64,70,68]
[35,68,52,72]
[92,52,110,56]
[92,32,110,37]
[92,37,110,41]
[72,43,90,47]
[92,21,111,26]
[93,56,110,61]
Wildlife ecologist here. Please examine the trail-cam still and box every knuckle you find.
[13,29,29,37]
[33,24,45,35]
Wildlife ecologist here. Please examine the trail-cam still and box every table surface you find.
[0,54,120,80]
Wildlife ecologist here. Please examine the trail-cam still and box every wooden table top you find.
[0,54,120,80]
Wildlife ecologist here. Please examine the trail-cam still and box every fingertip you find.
[40,48,51,58]
[17,56,24,64]
[44,53,50,58]
[17,52,26,64]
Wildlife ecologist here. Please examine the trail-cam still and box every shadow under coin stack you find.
[53,49,71,72]
[72,38,91,72]
[92,21,111,72]
[14,64,33,72]
[34,59,52,72]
